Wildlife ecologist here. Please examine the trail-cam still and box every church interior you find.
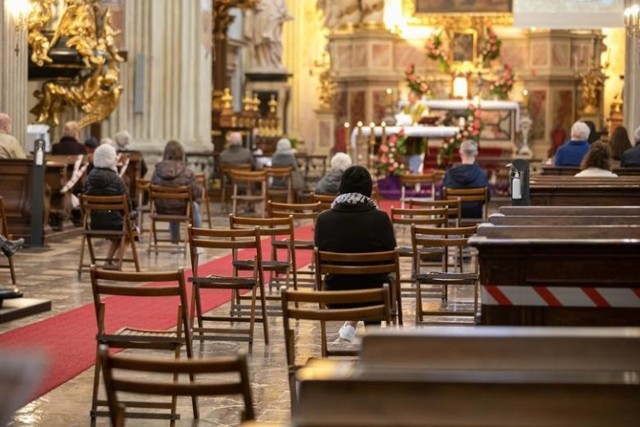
[1,0,640,426]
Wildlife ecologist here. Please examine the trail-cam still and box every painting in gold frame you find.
[415,0,512,14]
[451,30,477,64]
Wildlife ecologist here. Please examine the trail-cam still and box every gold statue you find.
[97,8,124,62]
[577,60,606,116]
[50,0,103,68]
[27,0,56,66]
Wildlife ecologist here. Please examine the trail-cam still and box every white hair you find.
[93,144,118,171]
[571,121,591,141]
[100,137,117,147]
[114,131,131,148]
[330,152,352,171]
[634,126,640,143]
[460,140,478,157]
[228,132,242,146]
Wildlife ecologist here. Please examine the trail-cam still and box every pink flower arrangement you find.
[480,27,502,63]
[489,63,514,100]
[404,64,432,97]
[377,130,407,176]
[438,103,482,167]
[425,32,449,72]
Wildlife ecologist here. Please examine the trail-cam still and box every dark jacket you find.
[555,140,589,166]
[271,152,299,188]
[220,145,255,169]
[315,170,343,195]
[150,160,202,215]
[443,163,490,219]
[84,167,131,230]
[314,202,396,291]
[621,145,640,167]
[52,136,86,155]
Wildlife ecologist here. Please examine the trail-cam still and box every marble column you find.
[624,25,640,135]
[102,0,213,159]
[0,0,29,146]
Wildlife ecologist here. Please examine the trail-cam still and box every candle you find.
[356,121,364,165]
[522,88,529,111]
[344,122,351,158]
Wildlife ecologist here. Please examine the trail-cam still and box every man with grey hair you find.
[219,131,255,169]
[315,152,352,195]
[52,121,86,155]
[114,130,147,178]
[0,113,27,159]
[621,125,640,167]
[442,140,489,218]
[554,121,590,166]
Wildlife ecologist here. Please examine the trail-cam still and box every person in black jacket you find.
[84,144,133,268]
[442,140,490,219]
[51,121,86,155]
[314,165,396,342]
[621,126,640,168]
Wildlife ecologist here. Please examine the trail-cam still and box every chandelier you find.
[624,5,640,38]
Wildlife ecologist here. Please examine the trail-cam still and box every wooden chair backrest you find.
[80,194,134,233]
[99,346,255,426]
[390,207,448,227]
[229,214,295,239]
[399,173,436,186]
[265,166,293,178]
[314,249,400,289]
[230,169,268,184]
[411,224,478,249]
[267,201,322,221]
[148,184,193,217]
[188,226,262,275]
[221,163,252,174]
[443,187,489,220]
[311,193,336,210]
[408,198,461,226]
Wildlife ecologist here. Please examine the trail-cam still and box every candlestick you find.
[344,122,351,158]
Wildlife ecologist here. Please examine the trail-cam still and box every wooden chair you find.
[148,184,193,255]
[99,346,255,427]
[220,163,252,214]
[398,173,437,208]
[231,170,268,218]
[314,249,402,325]
[411,224,479,324]
[195,172,212,228]
[443,187,489,225]
[311,193,336,211]
[267,201,323,289]
[77,194,140,279]
[409,198,462,227]
[0,197,16,284]
[229,215,298,309]
[134,178,150,238]
[188,226,269,349]
[89,267,196,422]
[390,207,448,296]
[265,166,294,204]
[281,285,391,403]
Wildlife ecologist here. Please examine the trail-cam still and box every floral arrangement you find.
[377,131,407,176]
[438,103,482,167]
[480,27,502,63]
[489,63,514,100]
[425,31,449,72]
[404,64,431,96]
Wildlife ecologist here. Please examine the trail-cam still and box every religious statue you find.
[316,0,384,29]
[27,0,56,66]
[360,0,384,25]
[578,60,606,116]
[246,0,292,71]
[50,0,103,68]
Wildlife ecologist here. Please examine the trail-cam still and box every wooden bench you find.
[470,223,640,326]
[489,213,640,226]
[541,166,640,176]
[293,327,640,427]
[529,175,640,206]
[499,205,640,216]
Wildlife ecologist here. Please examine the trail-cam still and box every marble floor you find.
[2,201,482,427]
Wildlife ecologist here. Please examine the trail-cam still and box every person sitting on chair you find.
[84,144,133,269]
[0,234,23,258]
[315,152,352,195]
[442,140,490,219]
[220,132,256,169]
[314,165,396,343]
[621,126,640,168]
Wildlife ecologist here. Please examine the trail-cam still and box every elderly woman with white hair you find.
[315,152,352,195]
[271,138,303,189]
[555,121,591,167]
[84,144,133,268]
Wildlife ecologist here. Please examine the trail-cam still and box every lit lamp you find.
[624,5,640,38]
[452,74,469,100]
[7,0,32,55]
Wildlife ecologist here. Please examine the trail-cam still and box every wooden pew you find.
[489,213,640,226]
[293,328,640,427]
[0,159,50,241]
[470,223,640,326]
[499,205,640,216]
[540,165,580,175]
[529,175,640,206]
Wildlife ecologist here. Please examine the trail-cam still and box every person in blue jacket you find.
[442,140,490,219]
[554,121,590,166]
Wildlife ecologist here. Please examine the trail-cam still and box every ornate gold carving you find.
[577,60,606,116]
[402,0,512,28]
[312,50,336,111]
[29,0,124,129]
[213,0,258,40]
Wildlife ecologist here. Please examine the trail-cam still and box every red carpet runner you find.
[0,224,315,400]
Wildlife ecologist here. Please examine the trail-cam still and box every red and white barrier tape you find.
[482,285,640,308]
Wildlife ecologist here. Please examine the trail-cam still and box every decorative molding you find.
[402,0,512,29]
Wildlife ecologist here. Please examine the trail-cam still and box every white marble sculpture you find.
[247,0,293,71]
[316,0,384,29]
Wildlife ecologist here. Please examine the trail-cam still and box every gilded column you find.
[0,0,29,146]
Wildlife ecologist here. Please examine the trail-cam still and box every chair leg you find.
[248,287,257,352]
[415,280,423,324]
[258,281,269,345]
[90,344,102,418]
[8,257,16,285]
[78,235,87,279]
[129,237,140,272]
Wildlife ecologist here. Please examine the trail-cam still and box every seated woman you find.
[314,165,396,342]
[271,138,302,189]
[314,152,352,195]
[575,141,618,177]
[609,126,632,169]
[151,140,202,243]
[84,144,133,268]
[0,234,23,258]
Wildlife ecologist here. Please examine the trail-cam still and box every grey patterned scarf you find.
[331,192,377,209]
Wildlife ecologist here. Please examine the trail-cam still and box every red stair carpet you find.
[0,224,315,400]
